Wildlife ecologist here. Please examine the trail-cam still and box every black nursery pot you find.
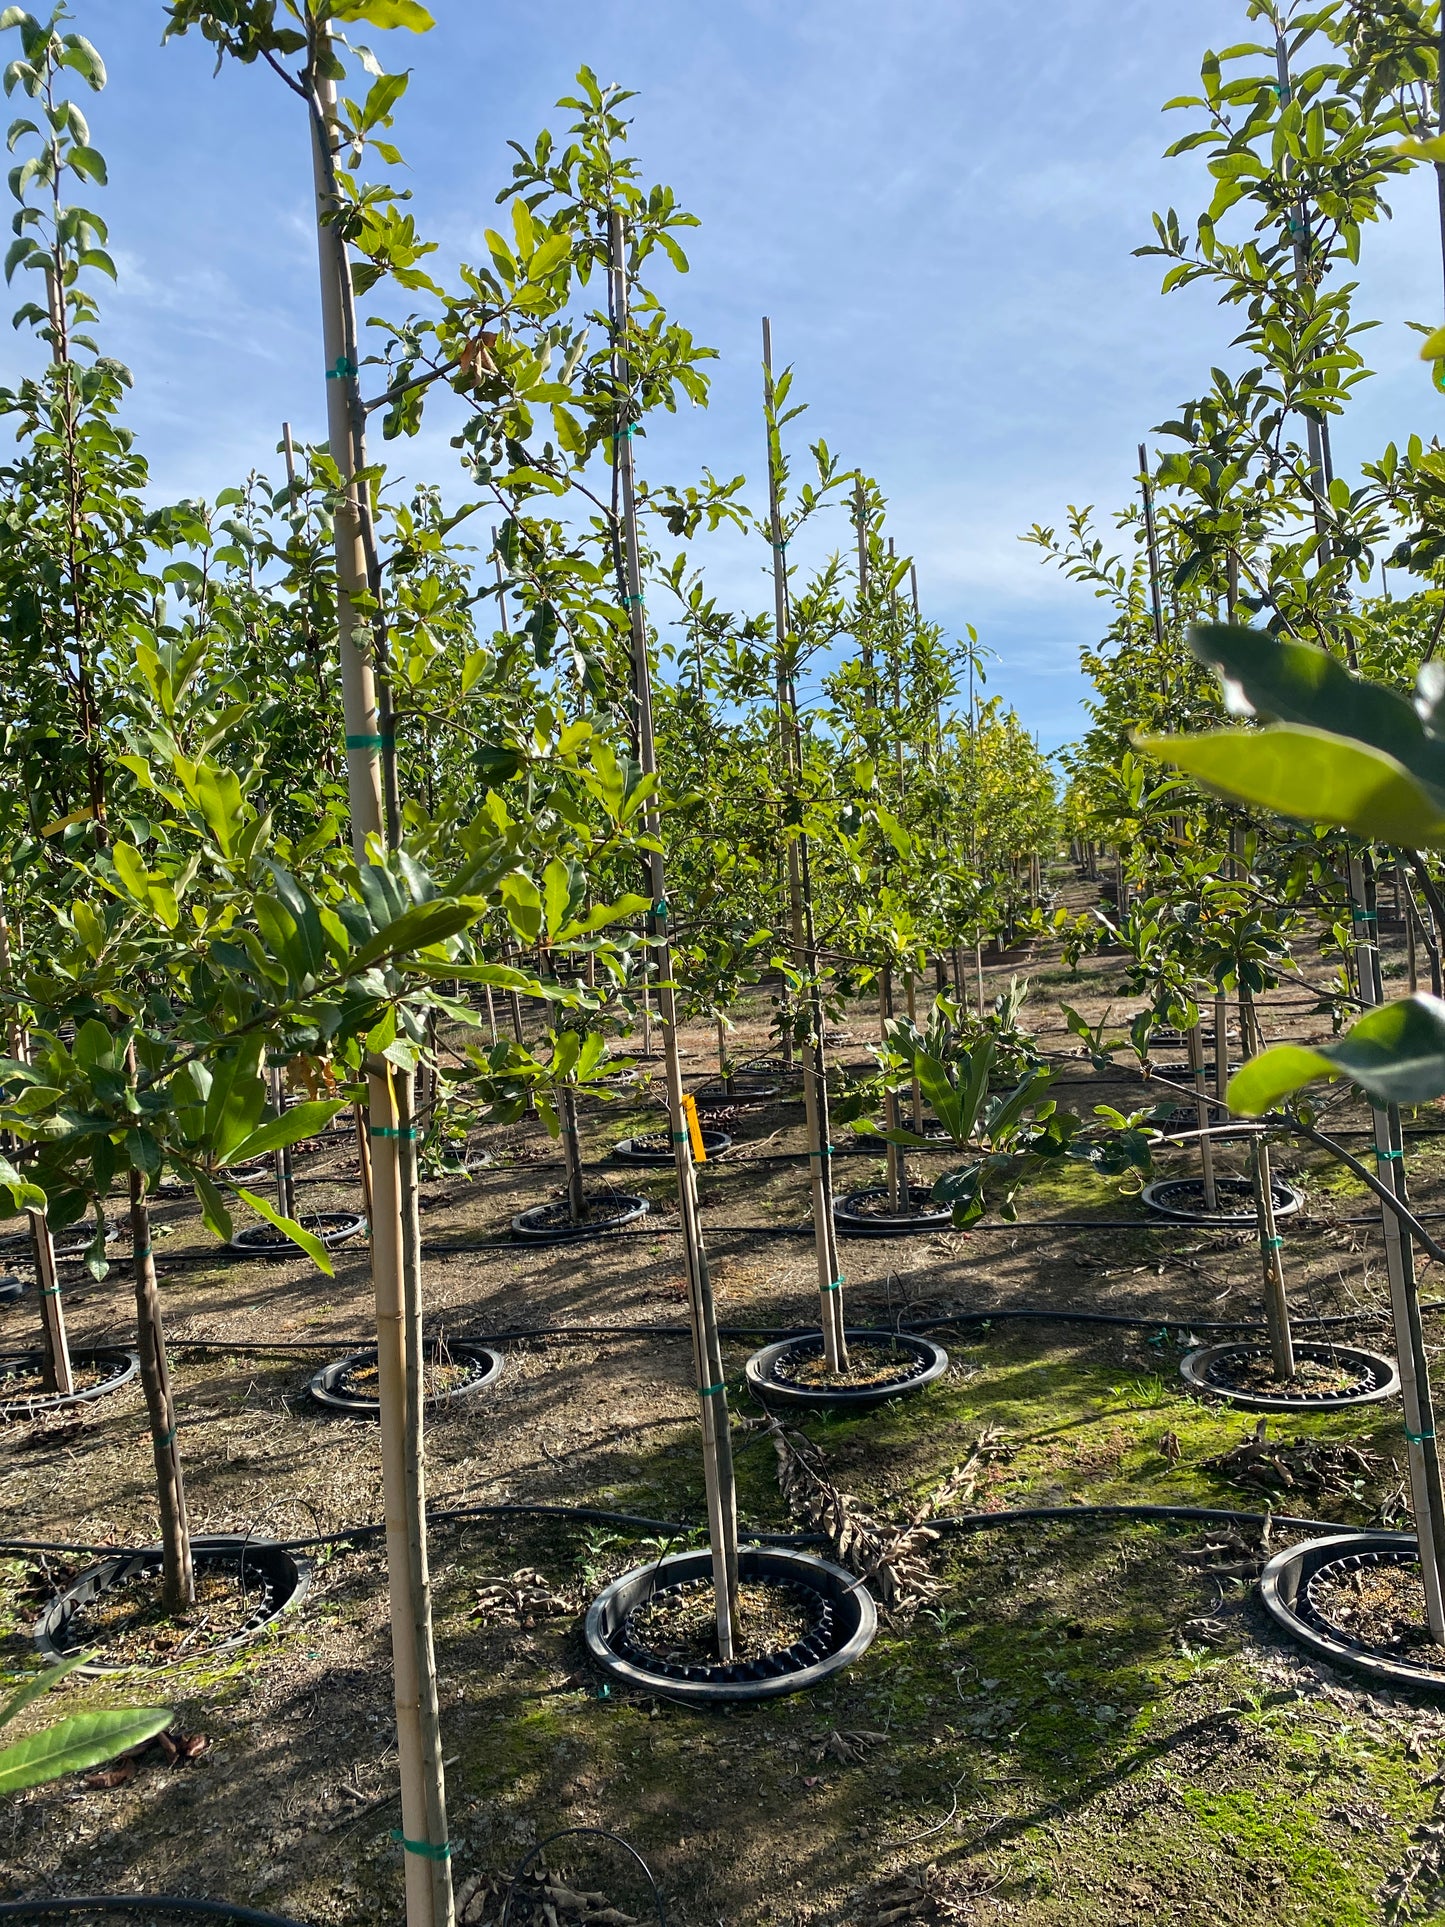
[34,1534,311,1674]
[309,1339,504,1416]
[744,1329,949,1410]
[612,1129,732,1166]
[833,1184,954,1237]
[1180,1340,1400,1412]
[0,1219,118,1260]
[228,1210,367,1255]
[585,1545,877,1702]
[691,1075,782,1108]
[0,1346,139,1419]
[1260,1530,1445,1694]
[511,1194,649,1244]
[1142,1175,1302,1227]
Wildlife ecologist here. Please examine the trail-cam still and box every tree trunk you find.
[130,1168,192,1614]
[881,964,905,1213]
[559,1085,588,1223]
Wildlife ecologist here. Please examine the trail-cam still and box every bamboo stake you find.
[612,211,739,1654]
[1239,994,1294,1379]
[763,317,848,1373]
[1138,442,1167,660]
[969,660,985,1016]
[1350,852,1445,1643]
[1274,26,1445,1640]
[0,892,70,1394]
[1186,1018,1217,1213]
[310,68,452,1925]
[904,970,923,1135]
[270,1065,296,1222]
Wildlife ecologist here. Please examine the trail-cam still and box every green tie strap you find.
[391,1831,451,1861]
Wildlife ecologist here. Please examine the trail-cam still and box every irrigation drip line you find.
[28,1192,1445,1281]
[0,1903,311,1927]
[60,1201,1445,1273]
[161,1294,1427,1359]
[0,1500,1357,1568]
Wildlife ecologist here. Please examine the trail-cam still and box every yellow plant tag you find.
[682,1092,706,1162]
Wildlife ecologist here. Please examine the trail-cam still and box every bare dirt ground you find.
[2,867,1444,1925]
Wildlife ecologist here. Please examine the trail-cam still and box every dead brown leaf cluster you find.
[1202,1417,1384,1502]
[471,1568,577,1629]
[859,1859,983,1923]
[767,1419,1007,1619]
[455,1864,637,1926]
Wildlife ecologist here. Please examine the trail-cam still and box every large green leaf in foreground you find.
[1135,725,1445,846]
[1227,996,1445,1113]
[0,1707,171,1794]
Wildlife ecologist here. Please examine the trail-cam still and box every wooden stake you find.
[0,890,70,1394]
[763,317,848,1374]
[310,66,453,1925]
[1239,995,1294,1379]
[1350,852,1445,1643]
[612,211,739,1655]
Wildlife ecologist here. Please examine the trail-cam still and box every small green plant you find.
[0,1652,169,1795]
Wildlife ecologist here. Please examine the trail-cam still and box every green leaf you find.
[0,1707,172,1794]
[231,1188,335,1276]
[66,144,105,185]
[914,1051,965,1144]
[189,1169,233,1245]
[1187,623,1445,807]
[201,1035,267,1161]
[225,1103,346,1166]
[1136,727,1445,845]
[1228,996,1445,1112]
[0,1649,92,1731]
[347,898,480,975]
[331,0,435,29]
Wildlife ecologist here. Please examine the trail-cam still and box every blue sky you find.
[9,0,1445,752]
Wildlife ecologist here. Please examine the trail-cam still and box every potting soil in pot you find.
[0,1358,111,1402]
[624,1577,819,1669]
[337,1355,478,1399]
[844,1186,944,1222]
[525,1196,638,1231]
[57,1551,277,1666]
[1218,1352,1365,1398]
[774,1336,922,1390]
[1307,1557,1434,1656]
